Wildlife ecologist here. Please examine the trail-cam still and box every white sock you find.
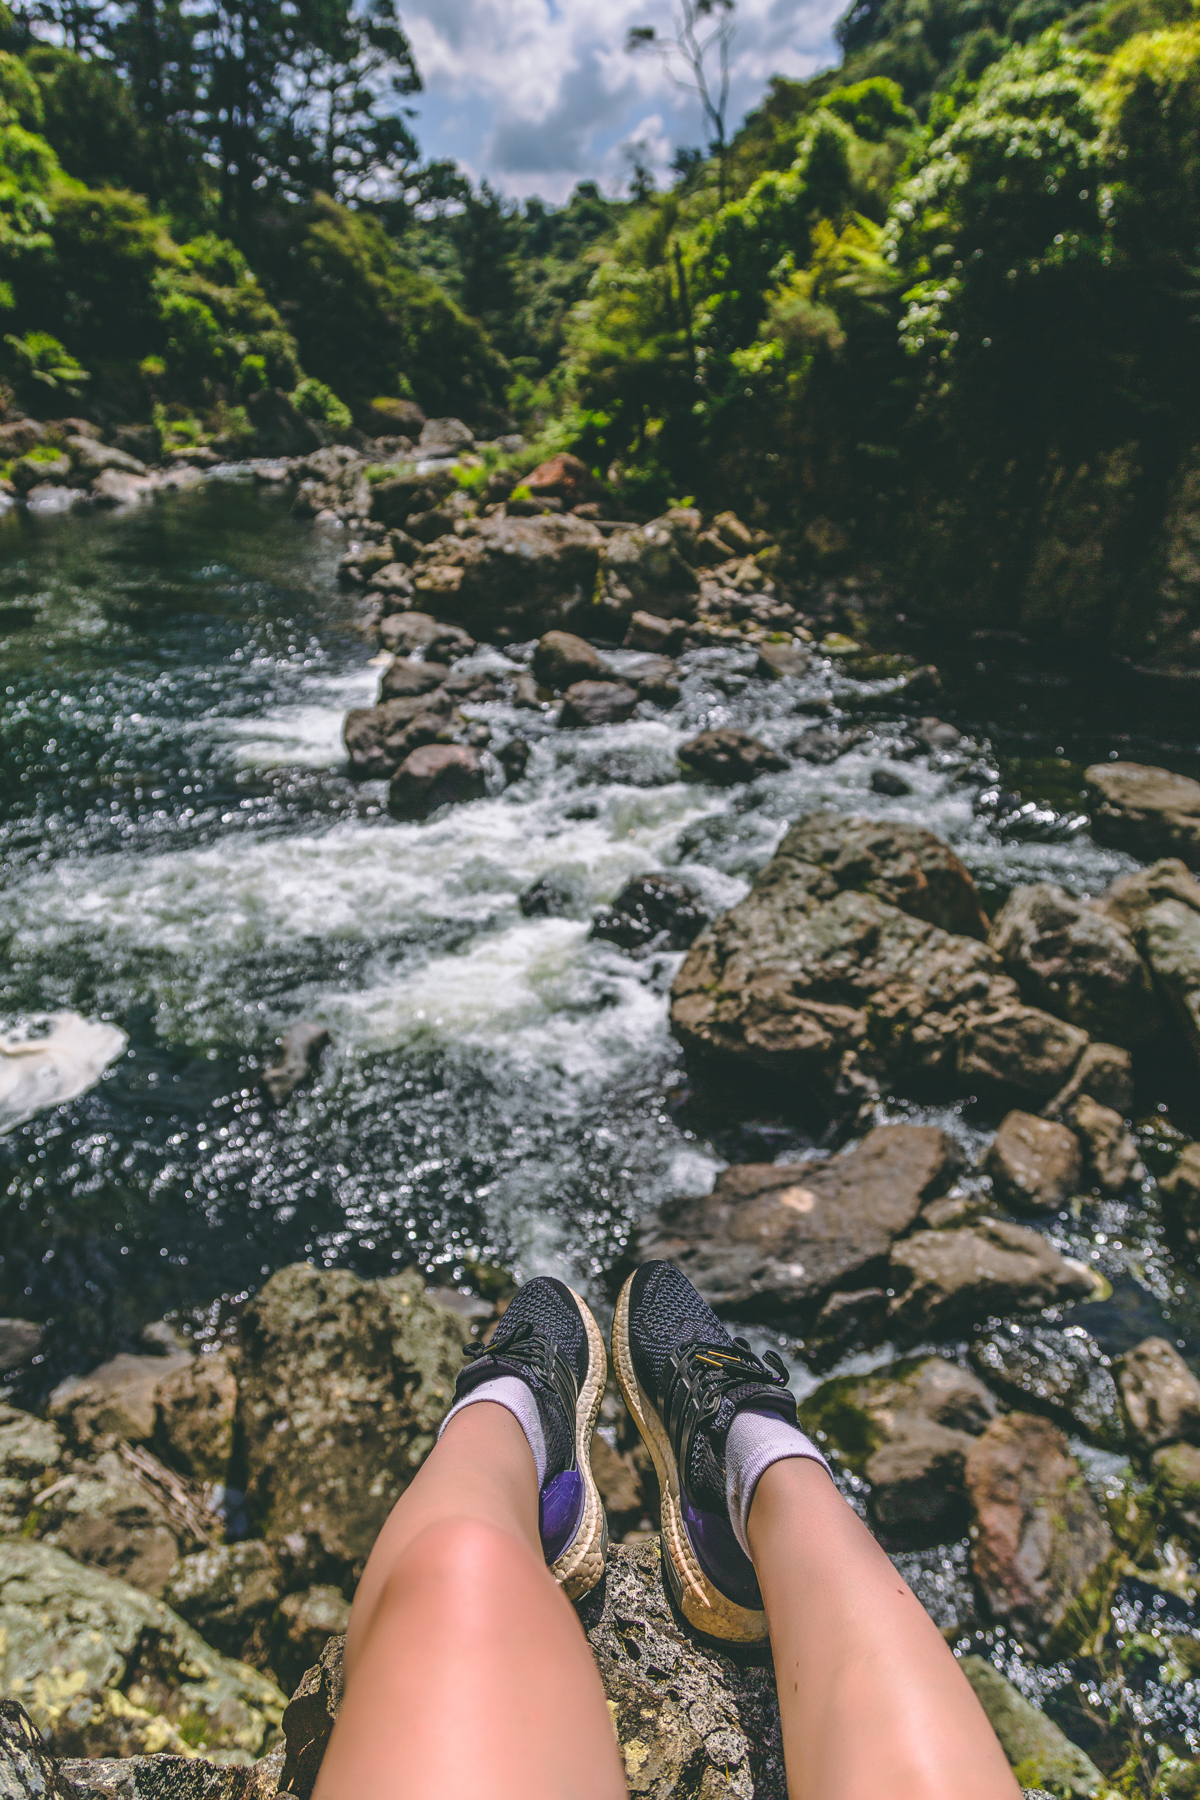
[438,1375,547,1485]
[725,1407,832,1559]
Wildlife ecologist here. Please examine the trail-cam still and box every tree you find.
[627,0,736,201]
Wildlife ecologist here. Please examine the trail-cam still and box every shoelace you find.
[461,1318,580,1459]
[664,1335,793,1489]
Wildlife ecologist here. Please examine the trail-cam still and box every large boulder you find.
[622,1124,958,1323]
[49,1353,195,1456]
[1085,761,1200,866]
[989,883,1160,1047]
[236,1265,470,1583]
[342,692,460,779]
[986,1111,1081,1213]
[965,1414,1115,1653]
[677,729,789,785]
[0,1404,65,1533]
[970,1323,1123,1450]
[594,520,700,627]
[1098,858,1200,1072]
[887,1219,1099,1338]
[412,513,604,638]
[531,629,608,689]
[28,1449,183,1597]
[388,743,487,818]
[958,1657,1104,1797]
[0,1539,285,1760]
[1117,1338,1200,1451]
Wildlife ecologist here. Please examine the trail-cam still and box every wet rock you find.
[620,654,679,705]
[803,1286,889,1360]
[1042,1039,1135,1118]
[29,1449,183,1596]
[13,450,72,489]
[0,1316,42,1370]
[416,418,473,457]
[1162,1142,1200,1252]
[1099,855,1200,934]
[756,639,810,679]
[970,1324,1123,1449]
[276,1632,343,1799]
[49,1354,195,1455]
[275,1587,351,1690]
[596,520,700,626]
[154,1351,238,1485]
[965,1414,1115,1653]
[519,875,575,918]
[1117,1338,1200,1451]
[531,630,608,689]
[870,767,912,796]
[378,657,449,701]
[888,1219,1098,1338]
[367,567,415,611]
[0,1539,285,1760]
[624,611,686,653]
[678,728,788,785]
[261,1024,329,1107]
[0,418,46,457]
[68,439,146,479]
[92,471,155,507]
[163,1542,281,1661]
[525,453,598,508]
[590,874,710,954]
[497,737,530,783]
[989,883,1160,1048]
[1152,1440,1200,1544]
[1069,1094,1142,1192]
[789,727,867,764]
[342,691,458,778]
[624,1124,958,1322]
[374,613,475,662]
[1134,896,1200,1074]
[413,513,603,638]
[958,1657,1103,1797]
[559,680,638,727]
[338,544,393,586]
[512,672,542,709]
[913,717,962,752]
[0,1403,65,1532]
[237,1265,470,1584]
[986,1111,1082,1213]
[26,481,82,512]
[956,1006,1090,1101]
[1085,761,1200,866]
[389,742,486,819]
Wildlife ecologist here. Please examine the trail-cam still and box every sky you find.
[400,0,848,205]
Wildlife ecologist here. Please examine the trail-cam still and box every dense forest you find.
[2,0,1199,662]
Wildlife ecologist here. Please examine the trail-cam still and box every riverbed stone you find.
[0,1539,285,1760]
[965,1413,1115,1653]
[67,439,147,479]
[757,639,811,679]
[590,874,709,953]
[1162,1143,1200,1252]
[1042,1038,1135,1118]
[1117,1337,1200,1451]
[29,1450,181,1597]
[1085,761,1200,866]
[388,742,486,818]
[677,728,788,784]
[989,882,1160,1047]
[624,610,686,653]
[1070,1094,1142,1192]
[958,1657,1103,1797]
[413,513,604,638]
[375,612,474,661]
[986,1111,1082,1213]
[236,1265,470,1584]
[559,680,638,727]
[956,1006,1091,1101]
[275,1587,351,1691]
[596,521,700,627]
[0,1316,43,1370]
[49,1354,195,1456]
[378,657,448,701]
[342,692,458,778]
[531,630,608,689]
[91,471,154,507]
[163,1542,281,1662]
[1152,1440,1200,1546]
[970,1323,1123,1449]
[623,1124,958,1322]
[0,1403,65,1533]
[260,1025,329,1110]
[887,1219,1099,1338]
[1101,860,1200,1072]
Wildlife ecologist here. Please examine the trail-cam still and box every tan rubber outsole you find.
[612,1271,768,1646]
[551,1286,609,1601]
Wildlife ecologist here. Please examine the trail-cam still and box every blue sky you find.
[401,0,848,204]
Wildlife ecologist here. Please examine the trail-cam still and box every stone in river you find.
[622,1124,958,1321]
[624,610,687,653]
[388,743,486,818]
[965,1413,1114,1653]
[342,691,458,778]
[870,767,912,796]
[989,882,1160,1048]
[0,1317,42,1370]
[1161,1142,1200,1252]
[986,1110,1082,1213]
[154,1348,238,1485]
[956,1006,1091,1101]
[260,1022,330,1106]
[621,653,680,705]
[1152,1440,1200,1545]
[970,1323,1123,1450]
[757,639,810,679]
[1070,1094,1142,1192]
[1098,860,1200,1073]
[531,629,609,690]
[887,1219,1098,1338]
[1117,1337,1200,1451]
[378,656,449,701]
[677,728,788,784]
[1042,1039,1134,1118]
[413,513,604,638]
[590,874,709,953]
[90,470,153,507]
[558,680,638,727]
[1085,760,1200,866]
[958,1657,1104,1798]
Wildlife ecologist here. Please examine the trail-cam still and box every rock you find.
[376,612,474,661]
[1131,896,1200,1074]
[524,453,598,508]
[247,391,324,457]
[260,1024,330,1108]
[367,567,415,609]
[965,1414,1114,1653]
[111,424,162,466]
[914,717,962,751]
[1152,1440,1200,1543]
[276,1632,343,1800]
[519,876,575,918]
[621,654,680,705]
[13,450,72,489]
[1117,1337,1200,1450]
[512,672,542,709]
[588,1434,650,1538]
[756,639,810,679]
[91,471,153,507]
[789,726,867,764]
[0,1317,42,1370]
[413,513,604,638]
[623,1124,958,1322]
[0,1403,65,1533]
[1069,1094,1142,1192]
[1162,1143,1200,1251]
[236,1265,470,1584]
[870,768,912,796]
[986,1111,1082,1213]
[590,875,710,953]
[799,1355,997,1546]
[416,418,473,457]
[677,729,788,785]
[378,657,449,701]
[559,681,639,727]
[970,1324,1123,1449]
[988,883,1160,1048]
[531,630,608,690]
[887,1219,1098,1338]
[163,1542,281,1661]
[0,418,46,456]
[1042,1039,1135,1118]
[0,1701,80,1798]
[49,1353,195,1454]
[1099,856,1200,933]
[275,1587,351,1689]
[362,396,425,437]
[958,1657,1103,1797]
[405,506,454,543]
[596,520,699,625]
[712,510,755,552]
[67,438,147,478]
[337,543,393,584]
[388,743,486,818]
[29,1448,183,1597]
[63,1750,263,1796]
[26,482,81,512]
[498,738,530,783]
[1085,761,1200,866]
[154,1351,238,1484]
[342,692,458,778]
[0,1539,285,1760]
[624,611,686,653]
[956,1006,1090,1101]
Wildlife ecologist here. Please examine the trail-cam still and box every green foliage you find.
[3,327,87,392]
[0,52,43,131]
[291,376,352,430]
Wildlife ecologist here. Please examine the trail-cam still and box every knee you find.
[378,1516,541,1617]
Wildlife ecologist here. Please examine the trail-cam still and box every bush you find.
[291,376,352,430]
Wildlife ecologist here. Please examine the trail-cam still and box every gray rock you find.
[378,657,448,702]
[1042,1039,1135,1119]
[342,691,459,778]
[625,1124,959,1322]
[153,1350,236,1487]
[989,882,1160,1047]
[1152,1440,1200,1546]
[678,728,788,785]
[623,611,686,653]
[0,1318,43,1371]
[0,1699,80,1798]
[416,418,473,457]
[337,543,393,585]
[559,680,638,727]
[590,874,709,953]
[956,1007,1091,1101]
[756,639,811,679]
[275,1633,343,1800]
[620,654,679,706]
[163,1542,281,1662]
[26,482,82,512]
[368,565,416,609]
[260,1026,329,1108]
[110,425,162,467]
[1118,1337,1200,1450]
[531,630,609,690]
[888,1219,1099,1338]
[958,1657,1103,1796]
[388,742,486,818]
[0,418,46,457]
[29,1449,182,1597]
[0,1539,285,1760]
[0,1404,65,1534]
[986,1110,1081,1213]
[63,1752,256,1797]
[375,612,474,661]
[13,451,72,490]
[1069,1094,1142,1193]
[67,438,147,478]
[49,1355,194,1456]
[965,1413,1115,1654]
[412,513,604,638]
[1162,1142,1200,1252]
[596,520,700,625]
[275,1587,351,1690]
[90,471,153,507]
[871,767,912,796]
[1086,761,1200,867]
[237,1265,470,1584]
[970,1323,1123,1449]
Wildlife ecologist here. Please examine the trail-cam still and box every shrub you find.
[291,376,353,430]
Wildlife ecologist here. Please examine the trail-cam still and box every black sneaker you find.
[455,1276,608,1599]
[613,1260,796,1645]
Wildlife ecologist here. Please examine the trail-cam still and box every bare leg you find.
[313,1402,627,1800]
[749,1458,1020,1800]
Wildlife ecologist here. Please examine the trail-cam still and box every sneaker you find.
[613,1260,796,1645]
[455,1276,608,1599]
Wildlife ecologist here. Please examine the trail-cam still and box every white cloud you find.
[403,0,847,202]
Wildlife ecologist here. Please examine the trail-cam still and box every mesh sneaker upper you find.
[456,1276,586,1481]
